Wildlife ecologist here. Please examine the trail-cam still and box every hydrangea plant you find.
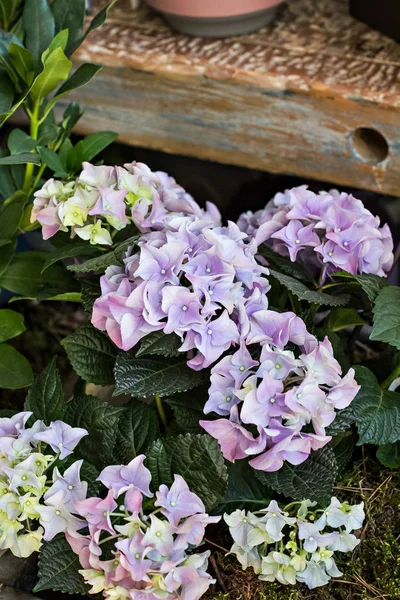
[5,157,400,599]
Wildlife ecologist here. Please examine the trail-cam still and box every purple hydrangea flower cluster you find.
[200,312,360,471]
[66,455,220,600]
[31,161,220,244]
[237,186,394,277]
[0,412,88,557]
[92,220,270,370]
[225,498,364,589]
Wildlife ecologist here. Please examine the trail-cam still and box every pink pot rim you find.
[147,0,283,18]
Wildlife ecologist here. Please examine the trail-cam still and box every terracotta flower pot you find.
[146,0,284,37]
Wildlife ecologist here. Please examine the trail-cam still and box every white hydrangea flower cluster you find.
[0,412,87,557]
[224,497,365,590]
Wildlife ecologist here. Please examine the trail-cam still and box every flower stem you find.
[381,364,400,390]
[155,394,168,429]
[23,101,40,195]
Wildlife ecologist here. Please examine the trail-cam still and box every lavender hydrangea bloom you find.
[200,313,359,473]
[34,421,88,460]
[237,185,394,278]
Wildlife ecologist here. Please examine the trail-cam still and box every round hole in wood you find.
[350,128,389,164]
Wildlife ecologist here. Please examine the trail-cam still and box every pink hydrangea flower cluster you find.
[31,161,220,245]
[0,411,88,557]
[92,219,270,370]
[66,455,220,600]
[200,311,360,472]
[237,186,394,277]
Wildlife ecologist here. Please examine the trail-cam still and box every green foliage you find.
[0,342,33,388]
[22,0,55,68]
[34,535,88,594]
[255,446,338,504]
[269,269,349,307]
[217,461,271,512]
[24,358,64,423]
[65,395,124,470]
[146,434,228,511]
[371,286,400,350]
[114,354,205,398]
[113,401,160,464]
[165,385,209,434]
[136,331,181,358]
[67,235,139,273]
[61,324,117,386]
[352,365,400,446]
[325,307,365,332]
[0,308,25,342]
[377,442,400,469]
[332,270,388,303]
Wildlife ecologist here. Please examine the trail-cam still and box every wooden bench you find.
[71,0,400,195]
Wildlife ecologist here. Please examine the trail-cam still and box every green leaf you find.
[0,191,25,245]
[41,242,98,272]
[55,63,102,98]
[65,395,123,469]
[0,153,40,165]
[61,324,117,386]
[80,278,101,316]
[114,354,205,398]
[68,0,118,55]
[370,286,400,350]
[42,29,69,62]
[113,401,160,464]
[0,343,33,389]
[326,405,355,435]
[45,291,82,302]
[80,461,101,497]
[0,69,14,115]
[255,446,338,504]
[7,129,37,154]
[165,385,209,434]
[146,434,228,511]
[24,358,64,423]
[33,535,88,594]
[269,269,350,307]
[0,237,16,276]
[0,251,76,297]
[218,461,271,512]
[332,271,387,303]
[51,0,85,55]
[8,42,35,84]
[352,365,400,445]
[68,235,140,273]
[74,131,118,163]
[330,432,355,472]
[136,331,181,358]
[22,0,55,68]
[0,308,25,342]
[377,442,400,469]
[326,308,365,332]
[259,246,314,283]
[37,146,67,177]
[30,46,72,103]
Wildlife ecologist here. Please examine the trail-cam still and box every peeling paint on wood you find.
[70,0,400,195]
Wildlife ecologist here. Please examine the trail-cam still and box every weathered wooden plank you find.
[68,0,400,194]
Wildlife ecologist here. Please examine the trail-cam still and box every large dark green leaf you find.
[0,69,14,116]
[255,446,338,504]
[113,401,160,464]
[24,358,64,423]
[259,245,314,283]
[269,269,349,307]
[34,535,88,594]
[136,331,181,358]
[56,63,102,97]
[0,153,40,165]
[61,324,117,386]
[332,271,387,303]
[0,343,33,389]
[8,43,35,84]
[74,131,118,163]
[370,286,400,350]
[37,146,68,177]
[65,395,123,469]
[377,442,400,469]
[30,46,72,102]
[41,242,98,272]
[165,385,209,434]
[352,365,400,445]
[0,190,25,245]
[114,354,205,398]
[217,461,271,512]
[67,235,139,273]
[68,0,117,55]
[146,434,228,511]
[7,129,37,154]
[326,307,365,332]
[22,0,55,68]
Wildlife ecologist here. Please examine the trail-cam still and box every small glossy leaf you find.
[30,46,72,102]
[0,309,25,342]
[67,235,139,273]
[74,131,118,163]
[24,358,64,423]
[22,0,55,67]
[55,63,102,98]
[136,331,181,358]
[0,153,40,165]
[68,0,117,55]
[8,42,35,84]
[326,308,365,332]
[37,146,67,176]
[7,129,36,154]
[269,269,349,307]
[41,242,98,272]
[42,29,69,61]
[0,343,33,389]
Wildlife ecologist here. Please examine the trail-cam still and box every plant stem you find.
[155,393,168,429]
[381,364,400,390]
[23,102,40,195]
